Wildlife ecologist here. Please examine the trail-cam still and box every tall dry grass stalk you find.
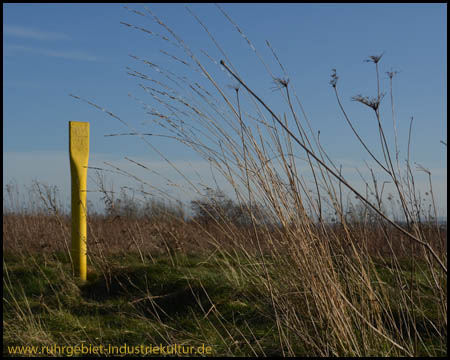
[67,4,446,356]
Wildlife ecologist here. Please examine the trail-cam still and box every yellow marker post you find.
[69,121,89,281]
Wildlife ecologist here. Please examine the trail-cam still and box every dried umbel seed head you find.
[351,93,385,112]
[386,69,400,79]
[364,52,385,64]
[270,77,290,92]
[329,69,339,88]
[274,77,289,88]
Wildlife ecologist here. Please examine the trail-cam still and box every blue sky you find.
[3,3,447,216]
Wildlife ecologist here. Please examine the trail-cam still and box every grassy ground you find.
[3,212,447,357]
[3,247,293,356]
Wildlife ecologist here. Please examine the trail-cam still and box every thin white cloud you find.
[4,24,68,41]
[5,44,99,62]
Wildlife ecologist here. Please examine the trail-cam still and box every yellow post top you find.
[69,121,90,164]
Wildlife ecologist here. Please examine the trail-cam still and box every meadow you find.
[3,182,447,356]
[3,5,447,357]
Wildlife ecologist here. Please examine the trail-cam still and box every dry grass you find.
[3,179,447,356]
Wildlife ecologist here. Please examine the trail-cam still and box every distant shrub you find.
[190,188,271,226]
[103,187,184,221]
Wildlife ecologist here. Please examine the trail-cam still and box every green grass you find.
[4,249,445,357]
[3,251,281,357]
